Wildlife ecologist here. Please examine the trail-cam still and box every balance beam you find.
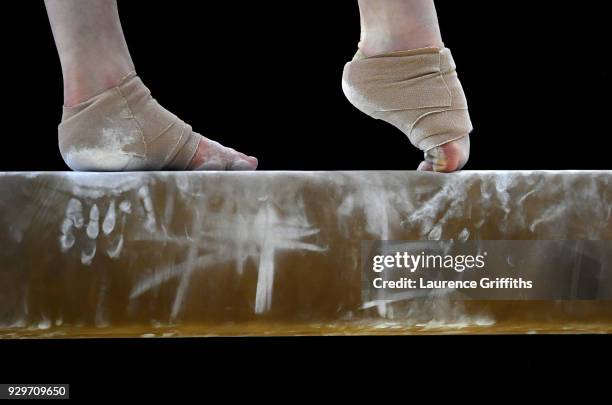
[1,171,611,337]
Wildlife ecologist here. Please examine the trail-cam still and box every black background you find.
[0,336,609,400]
[2,1,610,171]
[1,1,610,395]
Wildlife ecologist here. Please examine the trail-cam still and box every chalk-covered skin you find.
[356,0,470,172]
[189,138,258,171]
[44,0,257,172]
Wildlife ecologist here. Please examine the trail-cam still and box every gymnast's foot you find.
[45,0,257,172]
[58,72,258,171]
[343,39,471,173]
[342,46,471,172]
[349,0,472,173]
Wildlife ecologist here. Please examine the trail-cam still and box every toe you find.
[232,151,258,169]
[189,137,258,171]
[417,161,434,171]
[228,159,257,171]
[421,135,470,173]
[225,149,258,171]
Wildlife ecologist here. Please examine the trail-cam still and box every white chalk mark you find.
[428,224,442,240]
[366,188,390,240]
[530,204,566,234]
[162,190,175,236]
[361,290,438,309]
[458,228,470,241]
[86,204,100,239]
[64,128,139,172]
[60,195,132,263]
[170,212,201,321]
[66,198,84,227]
[37,318,51,330]
[138,185,157,232]
[255,239,275,314]
[252,205,326,314]
[129,202,326,317]
[60,219,76,252]
[60,198,84,252]
[129,254,218,299]
[336,174,397,240]
[64,172,150,199]
[81,243,96,265]
[106,207,129,259]
[119,200,132,214]
[106,235,124,259]
[103,200,116,235]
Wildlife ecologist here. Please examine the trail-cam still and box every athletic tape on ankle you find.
[58,72,200,171]
[342,47,472,151]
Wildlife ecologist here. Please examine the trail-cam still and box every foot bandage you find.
[59,72,200,171]
[342,47,472,152]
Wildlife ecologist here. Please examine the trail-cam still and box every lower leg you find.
[44,0,134,107]
[348,0,471,172]
[44,0,257,171]
[357,0,443,56]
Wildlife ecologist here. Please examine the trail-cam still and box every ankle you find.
[359,23,444,56]
[61,56,135,106]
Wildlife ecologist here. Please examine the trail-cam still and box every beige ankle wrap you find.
[59,72,200,171]
[342,47,472,152]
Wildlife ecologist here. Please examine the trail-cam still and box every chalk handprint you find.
[59,182,155,265]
